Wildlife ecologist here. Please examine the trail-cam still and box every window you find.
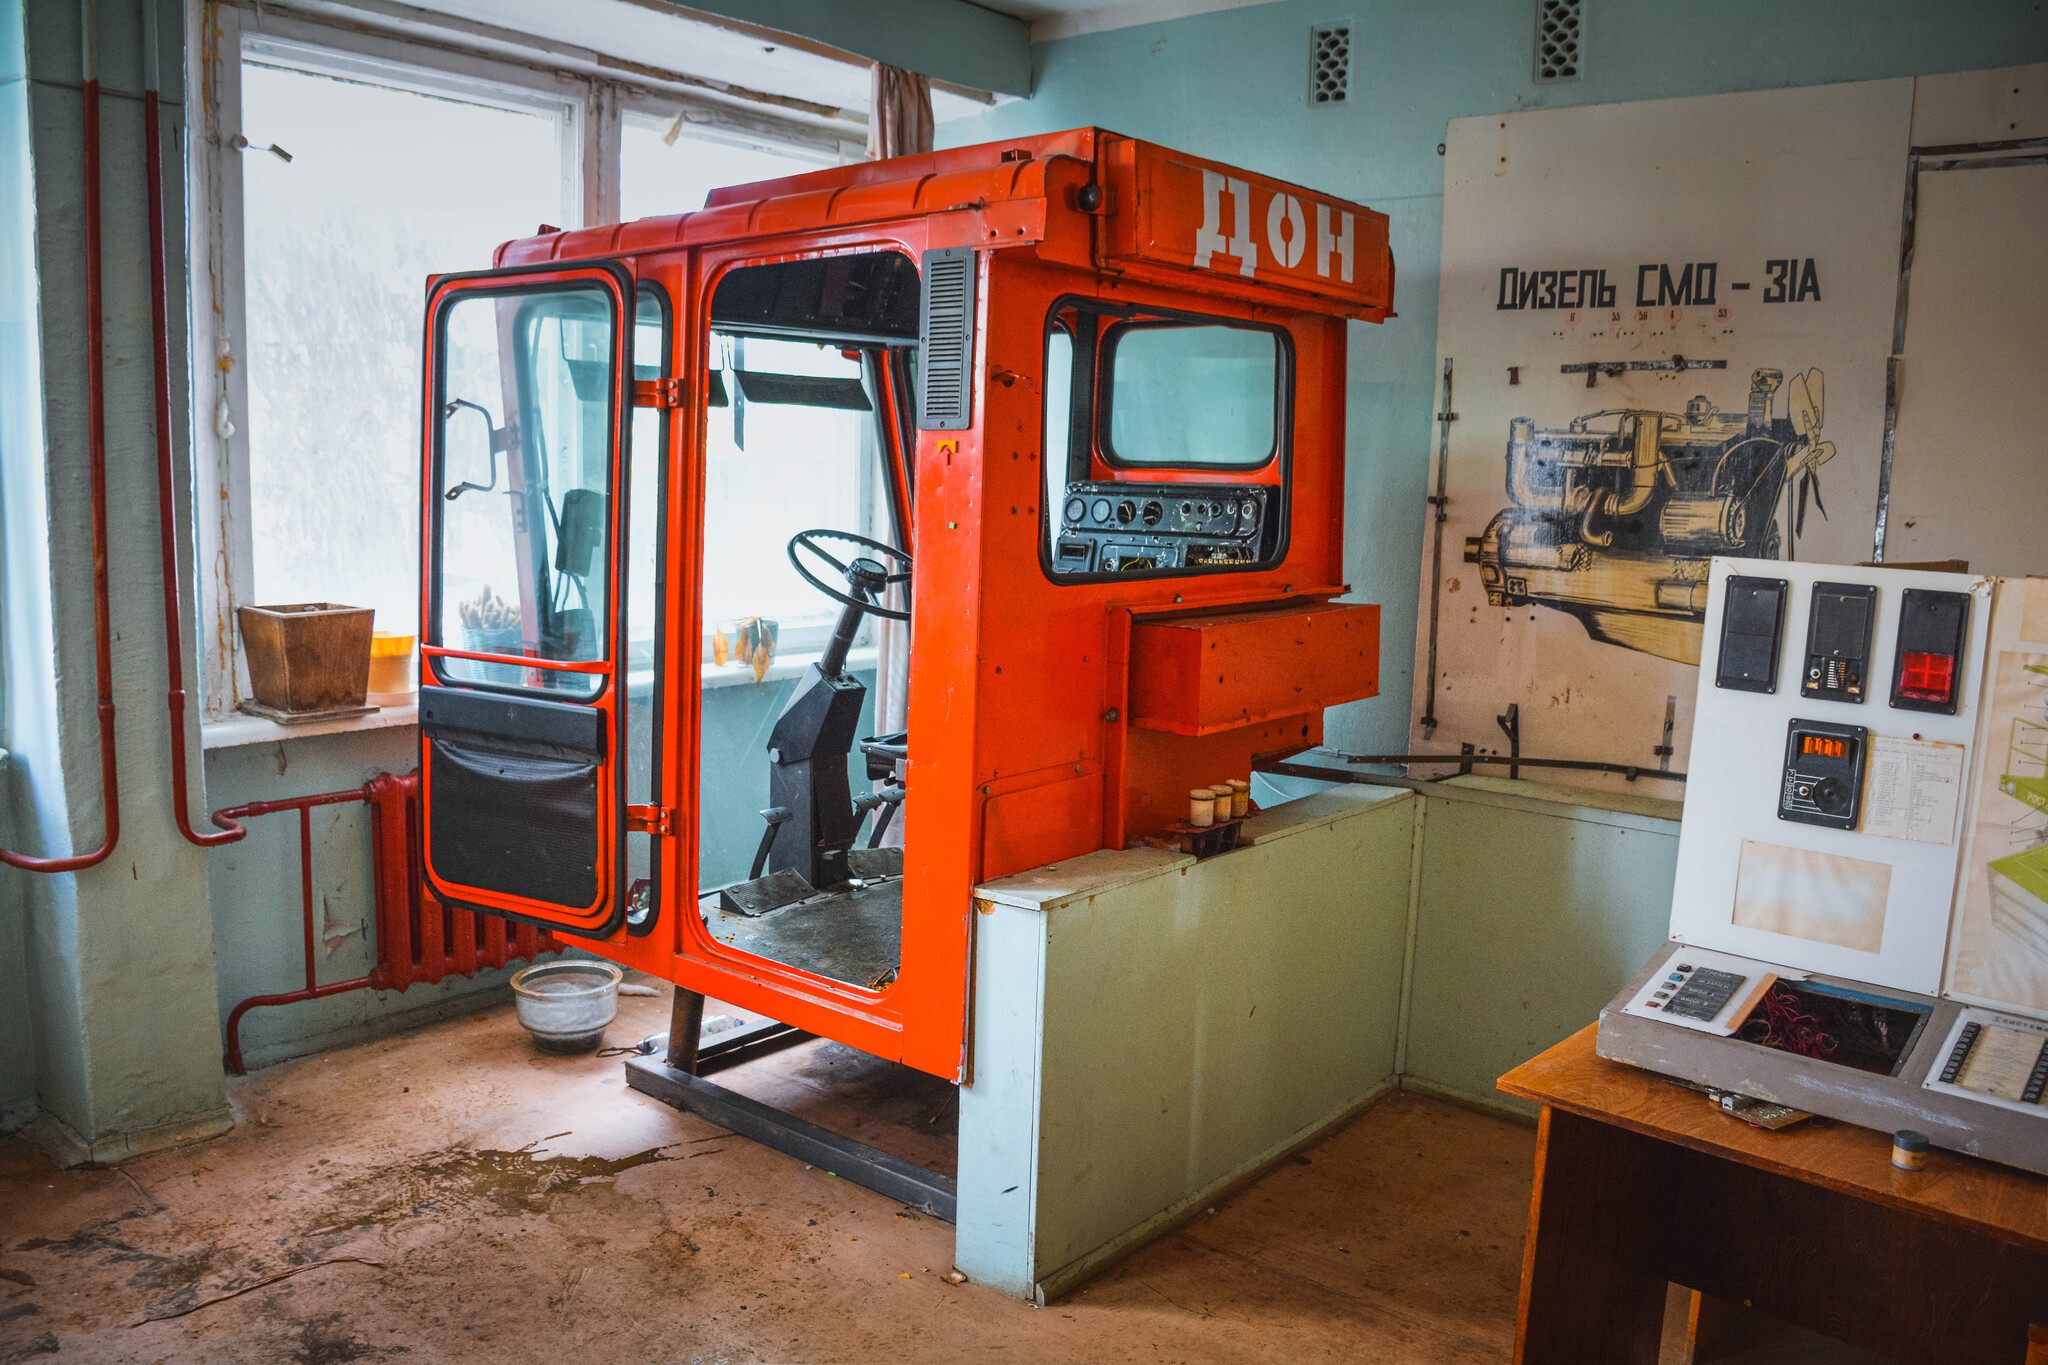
[620,118,826,222]
[1042,325,1073,552]
[1104,324,1281,469]
[195,5,858,724]
[700,335,873,651]
[241,62,569,641]
[1038,300,1291,583]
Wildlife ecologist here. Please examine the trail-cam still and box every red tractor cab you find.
[415,130,1393,1162]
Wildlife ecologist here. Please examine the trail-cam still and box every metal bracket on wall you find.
[1563,356,1727,389]
[1656,696,1677,771]
[1420,357,1454,739]
[1496,703,1521,780]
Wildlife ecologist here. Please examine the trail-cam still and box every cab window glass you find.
[1105,324,1277,469]
[1043,326,1073,553]
[435,283,614,695]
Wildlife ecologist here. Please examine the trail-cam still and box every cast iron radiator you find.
[220,769,561,1073]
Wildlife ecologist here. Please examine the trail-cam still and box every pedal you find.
[719,869,815,918]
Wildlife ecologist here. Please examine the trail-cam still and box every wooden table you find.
[1499,1025,2048,1365]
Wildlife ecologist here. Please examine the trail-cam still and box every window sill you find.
[202,702,421,751]
[692,644,877,692]
[199,646,880,750]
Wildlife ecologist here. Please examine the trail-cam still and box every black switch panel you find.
[1049,481,1273,578]
[1800,582,1877,704]
[1715,575,1788,693]
[1889,588,1971,715]
[1779,718,1868,830]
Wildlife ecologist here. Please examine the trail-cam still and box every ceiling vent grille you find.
[1535,0,1580,81]
[1309,23,1351,108]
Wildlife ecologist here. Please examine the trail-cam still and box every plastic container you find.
[367,631,417,704]
[510,960,622,1053]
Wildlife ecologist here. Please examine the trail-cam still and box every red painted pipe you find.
[1,6,120,872]
[215,787,374,1073]
[143,6,244,848]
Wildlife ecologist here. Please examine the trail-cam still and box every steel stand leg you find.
[667,987,705,1074]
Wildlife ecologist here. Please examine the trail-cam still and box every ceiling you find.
[975,0,1284,43]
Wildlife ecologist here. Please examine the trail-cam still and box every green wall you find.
[939,0,2048,757]
[1405,784,1679,1112]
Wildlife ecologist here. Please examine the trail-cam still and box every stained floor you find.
[0,979,1880,1364]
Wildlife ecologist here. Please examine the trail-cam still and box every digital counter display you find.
[1800,735,1849,759]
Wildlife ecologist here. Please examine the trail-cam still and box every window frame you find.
[190,2,859,728]
[424,276,626,700]
[1036,296,1297,587]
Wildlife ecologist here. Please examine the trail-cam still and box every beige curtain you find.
[868,64,930,768]
[867,63,934,161]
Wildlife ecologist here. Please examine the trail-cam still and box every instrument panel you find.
[1049,481,1274,577]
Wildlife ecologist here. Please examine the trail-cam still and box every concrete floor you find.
[0,978,1883,1364]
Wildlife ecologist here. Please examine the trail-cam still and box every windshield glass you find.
[1106,324,1278,468]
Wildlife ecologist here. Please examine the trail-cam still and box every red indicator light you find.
[1899,652,1955,702]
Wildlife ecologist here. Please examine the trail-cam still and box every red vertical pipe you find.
[0,0,121,873]
[298,806,316,991]
[143,0,244,847]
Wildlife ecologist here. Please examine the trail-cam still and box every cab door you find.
[418,263,639,938]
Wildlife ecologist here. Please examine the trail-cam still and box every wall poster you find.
[1416,80,1913,787]
[1947,578,2048,1013]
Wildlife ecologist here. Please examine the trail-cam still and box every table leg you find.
[1515,1105,1677,1365]
[1683,1289,1740,1363]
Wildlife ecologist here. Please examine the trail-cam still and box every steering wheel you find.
[787,529,913,623]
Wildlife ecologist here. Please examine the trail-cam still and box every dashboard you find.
[1048,480,1275,577]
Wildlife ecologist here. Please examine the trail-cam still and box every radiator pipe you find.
[144,0,245,847]
[1,0,121,872]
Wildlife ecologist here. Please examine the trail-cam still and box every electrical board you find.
[1601,564,2048,1177]
[1668,559,1991,994]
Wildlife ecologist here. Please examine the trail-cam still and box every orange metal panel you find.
[1128,602,1380,737]
[1100,137,1393,320]
[982,767,1105,880]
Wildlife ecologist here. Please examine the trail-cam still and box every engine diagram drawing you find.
[1464,366,1835,664]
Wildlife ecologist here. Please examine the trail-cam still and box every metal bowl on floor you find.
[510,960,622,1053]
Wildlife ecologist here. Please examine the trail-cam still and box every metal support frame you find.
[624,1054,957,1221]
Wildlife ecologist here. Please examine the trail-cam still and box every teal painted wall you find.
[0,0,37,1127]
[1,0,229,1159]
[939,0,2048,757]
[1405,787,1679,1113]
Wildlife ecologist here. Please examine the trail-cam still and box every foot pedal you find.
[847,846,904,880]
[718,869,815,918]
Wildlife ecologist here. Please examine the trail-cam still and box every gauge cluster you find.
[1049,481,1274,577]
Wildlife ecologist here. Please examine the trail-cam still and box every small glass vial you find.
[1189,789,1216,827]
[1228,779,1251,818]
[1892,1130,1929,1171]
